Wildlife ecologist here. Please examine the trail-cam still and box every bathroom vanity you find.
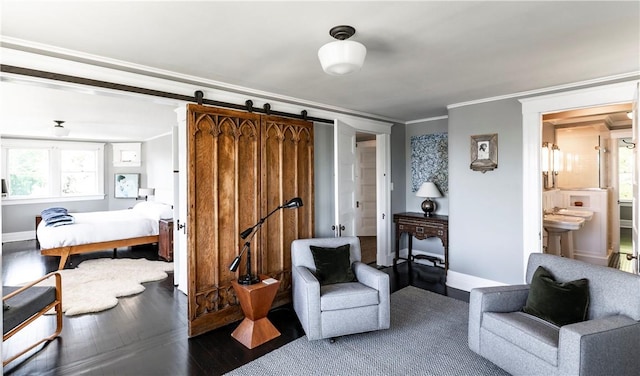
[543,189,611,266]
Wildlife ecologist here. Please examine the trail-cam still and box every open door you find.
[631,83,639,274]
[334,119,357,237]
[355,140,377,236]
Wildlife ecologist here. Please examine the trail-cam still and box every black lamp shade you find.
[229,256,242,272]
[283,197,303,209]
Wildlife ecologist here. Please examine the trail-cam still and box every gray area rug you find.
[226,286,509,375]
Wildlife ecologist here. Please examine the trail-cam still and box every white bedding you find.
[37,203,171,249]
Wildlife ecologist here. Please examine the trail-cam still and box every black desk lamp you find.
[229,197,303,285]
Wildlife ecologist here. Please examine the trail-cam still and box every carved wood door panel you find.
[261,116,315,307]
[187,105,261,336]
[186,106,314,337]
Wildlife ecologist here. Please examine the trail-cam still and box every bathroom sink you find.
[543,214,585,231]
[556,209,594,221]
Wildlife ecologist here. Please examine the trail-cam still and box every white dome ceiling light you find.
[318,25,367,76]
[51,120,70,137]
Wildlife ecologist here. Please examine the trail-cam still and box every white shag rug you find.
[39,258,174,316]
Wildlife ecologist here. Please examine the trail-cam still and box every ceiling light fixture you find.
[318,25,366,76]
[51,120,70,137]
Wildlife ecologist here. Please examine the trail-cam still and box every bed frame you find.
[36,215,160,270]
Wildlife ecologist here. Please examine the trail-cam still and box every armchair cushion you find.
[309,244,356,285]
[3,285,57,335]
[320,282,379,311]
[523,266,589,326]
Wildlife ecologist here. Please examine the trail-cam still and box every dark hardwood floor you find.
[2,240,465,375]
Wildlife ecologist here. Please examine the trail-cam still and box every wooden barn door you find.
[186,104,261,336]
[261,116,314,307]
[186,105,314,337]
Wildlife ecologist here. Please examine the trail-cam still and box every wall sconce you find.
[137,188,155,201]
[541,143,550,189]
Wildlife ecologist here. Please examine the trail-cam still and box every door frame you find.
[520,80,639,279]
[333,117,392,266]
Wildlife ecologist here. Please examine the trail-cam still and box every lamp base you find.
[237,274,261,285]
[421,199,437,217]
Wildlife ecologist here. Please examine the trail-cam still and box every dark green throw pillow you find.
[523,265,590,327]
[309,244,356,286]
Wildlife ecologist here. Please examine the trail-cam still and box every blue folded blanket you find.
[41,207,68,222]
[41,208,75,227]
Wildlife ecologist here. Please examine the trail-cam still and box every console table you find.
[393,212,449,272]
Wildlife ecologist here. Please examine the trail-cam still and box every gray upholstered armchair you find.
[291,237,390,340]
[469,253,640,376]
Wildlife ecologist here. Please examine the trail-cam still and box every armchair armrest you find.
[353,262,390,329]
[558,315,640,376]
[468,284,530,353]
[353,262,388,291]
[291,265,322,340]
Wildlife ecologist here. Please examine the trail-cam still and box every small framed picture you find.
[114,173,139,198]
[470,134,498,173]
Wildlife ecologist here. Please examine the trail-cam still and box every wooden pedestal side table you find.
[230,276,281,349]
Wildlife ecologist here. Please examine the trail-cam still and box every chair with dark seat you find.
[3,272,63,366]
[291,236,390,341]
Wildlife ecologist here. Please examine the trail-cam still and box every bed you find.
[36,201,173,270]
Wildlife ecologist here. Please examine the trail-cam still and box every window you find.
[2,139,105,203]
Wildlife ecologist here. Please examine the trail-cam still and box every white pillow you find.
[132,201,173,220]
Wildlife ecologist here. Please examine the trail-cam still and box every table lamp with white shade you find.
[415,182,442,216]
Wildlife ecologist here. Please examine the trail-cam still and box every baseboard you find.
[398,247,505,292]
[573,251,610,267]
[2,231,35,243]
[445,270,506,292]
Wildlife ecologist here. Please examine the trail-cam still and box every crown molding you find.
[405,115,448,125]
[447,72,640,111]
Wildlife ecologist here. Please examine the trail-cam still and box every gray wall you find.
[448,99,524,284]
[107,144,144,210]
[314,123,335,237]
[145,134,174,200]
[2,199,106,234]
[403,118,449,255]
[405,118,449,214]
[390,123,406,217]
[2,141,152,235]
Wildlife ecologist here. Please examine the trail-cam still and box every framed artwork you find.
[411,132,448,194]
[470,134,498,173]
[114,173,139,198]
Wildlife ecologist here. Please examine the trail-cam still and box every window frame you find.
[1,139,105,205]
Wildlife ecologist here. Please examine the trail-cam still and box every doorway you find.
[356,135,377,264]
[540,105,633,269]
[521,80,639,278]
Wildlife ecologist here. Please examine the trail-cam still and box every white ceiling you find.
[0,1,638,141]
